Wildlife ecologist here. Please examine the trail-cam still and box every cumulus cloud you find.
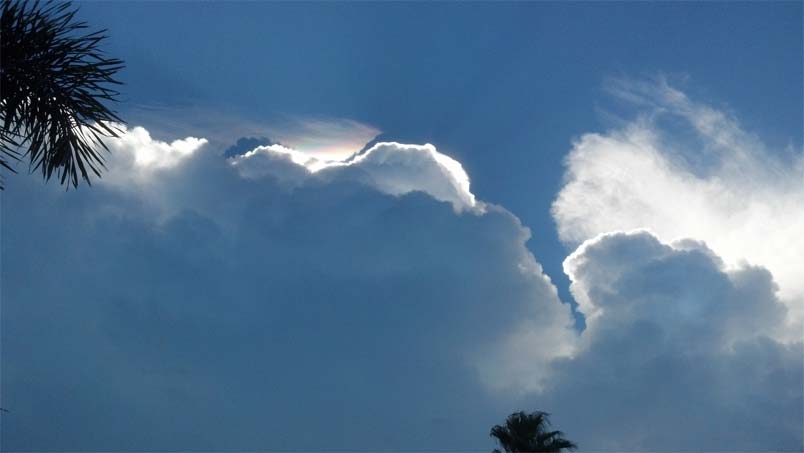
[552,77,804,328]
[566,230,789,350]
[223,136,275,158]
[97,123,208,190]
[3,91,801,451]
[230,141,477,211]
[1,127,573,450]
[540,230,802,451]
[544,80,802,449]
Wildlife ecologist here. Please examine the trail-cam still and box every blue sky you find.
[2,2,803,451]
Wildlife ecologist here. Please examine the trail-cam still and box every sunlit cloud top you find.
[552,78,804,331]
[230,141,477,212]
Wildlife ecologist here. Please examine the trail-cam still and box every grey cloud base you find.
[550,231,802,451]
[2,128,801,450]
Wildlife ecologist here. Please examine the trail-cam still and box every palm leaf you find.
[0,0,124,189]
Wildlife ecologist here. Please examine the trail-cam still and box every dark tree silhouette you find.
[0,0,124,188]
[490,411,577,453]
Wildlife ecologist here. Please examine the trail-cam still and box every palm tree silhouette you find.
[0,0,124,188]
[490,411,577,452]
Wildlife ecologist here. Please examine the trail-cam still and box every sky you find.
[1,2,803,451]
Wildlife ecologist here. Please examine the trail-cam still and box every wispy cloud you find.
[122,104,380,161]
[268,117,381,161]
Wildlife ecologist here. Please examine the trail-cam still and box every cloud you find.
[97,123,208,190]
[565,230,788,350]
[552,77,804,328]
[269,117,382,161]
[3,87,801,451]
[229,141,478,211]
[544,80,802,449]
[1,128,574,450]
[223,136,276,158]
[539,230,802,451]
[121,105,381,164]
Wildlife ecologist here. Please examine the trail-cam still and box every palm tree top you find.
[491,411,577,453]
[1,0,124,188]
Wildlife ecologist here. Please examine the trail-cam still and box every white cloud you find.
[552,78,804,328]
[95,125,476,215]
[230,141,478,211]
[98,123,207,188]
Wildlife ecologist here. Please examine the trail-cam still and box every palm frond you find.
[0,0,124,188]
